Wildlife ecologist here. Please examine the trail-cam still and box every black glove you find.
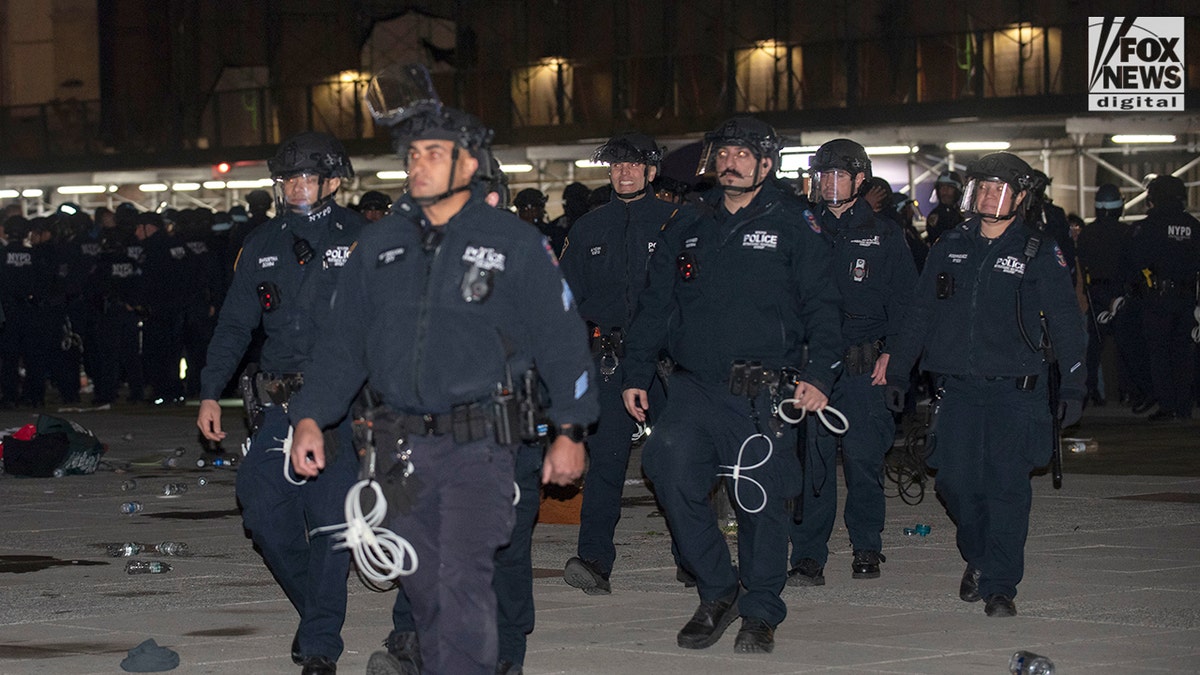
[1058,399,1083,428]
[884,385,906,413]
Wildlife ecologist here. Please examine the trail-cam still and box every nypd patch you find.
[324,245,352,268]
[1053,244,1067,268]
[803,209,821,234]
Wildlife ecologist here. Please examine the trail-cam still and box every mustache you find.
[719,168,744,179]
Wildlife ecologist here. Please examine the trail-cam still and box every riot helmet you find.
[477,157,511,210]
[229,205,249,224]
[246,189,273,216]
[357,190,392,221]
[268,131,353,216]
[697,116,781,195]
[513,188,547,221]
[594,132,662,200]
[934,170,964,206]
[1146,174,1186,211]
[809,139,872,207]
[960,152,1034,221]
[1094,183,1124,217]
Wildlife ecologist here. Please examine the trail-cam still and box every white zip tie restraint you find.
[310,479,419,584]
[513,481,521,506]
[777,400,850,434]
[717,433,772,514]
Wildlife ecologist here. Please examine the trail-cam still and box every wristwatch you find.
[557,424,588,442]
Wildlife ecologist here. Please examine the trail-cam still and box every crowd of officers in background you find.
[1,164,1198,419]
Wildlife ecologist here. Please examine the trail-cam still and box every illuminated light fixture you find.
[865,145,918,155]
[109,185,119,192]
[59,203,79,215]
[139,183,169,192]
[203,180,227,190]
[1111,134,1176,144]
[172,182,201,191]
[22,188,43,198]
[779,153,814,173]
[376,170,409,180]
[574,159,606,169]
[0,189,18,199]
[781,146,820,153]
[944,141,1011,151]
[226,179,273,189]
[499,163,533,173]
[215,161,232,174]
[58,185,108,195]
[339,69,362,83]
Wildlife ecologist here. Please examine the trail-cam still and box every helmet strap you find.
[411,145,474,207]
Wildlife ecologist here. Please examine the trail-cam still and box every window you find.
[734,40,802,112]
[511,58,573,127]
[984,23,1062,96]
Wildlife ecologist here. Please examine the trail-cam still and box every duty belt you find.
[1150,278,1195,297]
[843,340,883,376]
[945,373,1038,390]
[391,401,492,443]
[588,324,625,378]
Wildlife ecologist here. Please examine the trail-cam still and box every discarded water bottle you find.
[121,479,138,491]
[52,468,65,478]
[162,483,188,496]
[172,447,186,457]
[1009,650,1054,674]
[161,457,183,469]
[125,560,172,575]
[196,477,208,487]
[154,541,188,556]
[107,542,145,557]
[120,501,144,514]
[197,456,237,468]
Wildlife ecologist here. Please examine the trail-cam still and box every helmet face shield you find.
[961,177,1021,220]
[273,171,337,216]
[809,169,857,206]
[366,63,442,127]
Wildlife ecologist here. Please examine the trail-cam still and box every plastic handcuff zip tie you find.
[717,433,773,514]
[777,400,850,434]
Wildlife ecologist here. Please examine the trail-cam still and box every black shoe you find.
[369,631,421,675]
[1132,398,1157,414]
[299,655,336,675]
[984,593,1017,617]
[959,565,982,603]
[495,660,524,674]
[851,550,885,579]
[1147,409,1182,423]
[564,556,611,595]
[677,586,741,649]
[786,558,825,587]
[291,632,302,664]
[732,617,775,654]
[367,651,417,675]
[676,566,697,588]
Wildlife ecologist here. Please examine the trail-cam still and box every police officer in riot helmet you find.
[926,171,965,245]
[623,116,842,654]
[1077,184,1137,407]
[789,139,917,588]
[197,130,366,675]
[1130,174,1200,421]
[559,131,680,596]
[287,64,597,675]
[885,152,1085,618]
[357,190,393,222]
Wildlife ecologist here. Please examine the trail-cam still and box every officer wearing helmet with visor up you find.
[787,139,917,588]
[197,131,366,674]
[885,152,1085,619]
[558,132,680,596]
[285,63,597,675]
[925,171,965,245]
[622,116,842,654]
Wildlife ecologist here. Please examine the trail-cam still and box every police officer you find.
[286,99,597,675]
[1,218,59,407]
[1076,184,1135,406]
[557,131,678,595]
[622,116,842,653]
[1131,174,1200,422]
[177,210,225,400]
[788,139,917,587]
[885,152,1085,618]
[381,157,548,675]
[197,131,365,675]
[135,212,188,405]
[356,190,392,222]
[925,171,964,245]
[91,216,145,406]
[514,187,564,254]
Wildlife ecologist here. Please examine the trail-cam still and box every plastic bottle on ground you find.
[125,560,172,575]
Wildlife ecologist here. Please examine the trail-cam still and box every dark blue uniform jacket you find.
[289,188,599,429]
[816,199,917,347]
[886,215,1086,399]
[622,181,843,395]
[199,203,366,399]
[559,193,679,332]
